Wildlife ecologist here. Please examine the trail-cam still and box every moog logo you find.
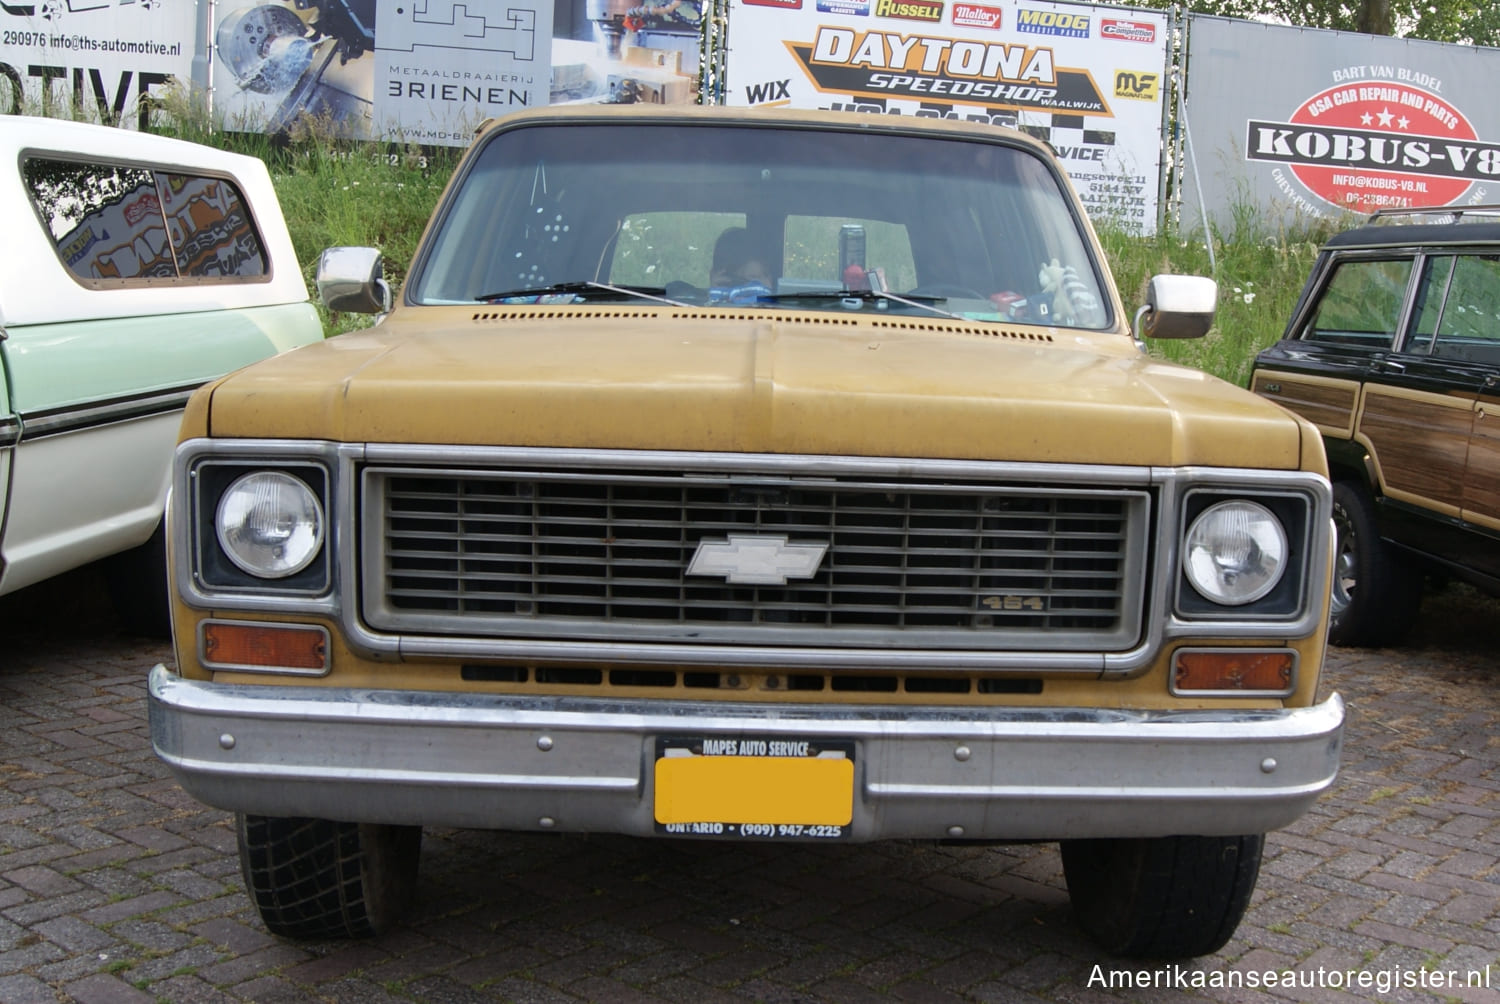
[1016,8,1089,37]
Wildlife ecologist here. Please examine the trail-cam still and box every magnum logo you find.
[1113,70,1157,101]
[876,0,943,22]
[791,27,1110,113]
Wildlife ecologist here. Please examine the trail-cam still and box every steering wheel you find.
[905,284,988,301]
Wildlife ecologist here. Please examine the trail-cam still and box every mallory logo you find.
[951,2,1001,29]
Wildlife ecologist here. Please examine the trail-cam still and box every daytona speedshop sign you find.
[1246,81,1485,211]
[725,0,1172,234]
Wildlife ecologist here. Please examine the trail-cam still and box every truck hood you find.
[202,308,1309,469]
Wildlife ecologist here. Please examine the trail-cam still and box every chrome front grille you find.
[360,463,1150,650]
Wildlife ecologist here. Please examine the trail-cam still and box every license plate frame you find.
[652,735,855,840]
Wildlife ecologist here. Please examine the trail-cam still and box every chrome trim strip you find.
[149,665,1344,840]
[19,386,198,440]
[0,415,19,449]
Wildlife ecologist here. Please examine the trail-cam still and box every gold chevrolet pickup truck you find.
[148,105,1343,958]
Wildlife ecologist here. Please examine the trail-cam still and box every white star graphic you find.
[1361,112,1373,125]
[1377,107,1395,127]
[1397,115,1410,129]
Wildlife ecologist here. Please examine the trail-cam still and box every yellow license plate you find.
[653,737,854,838]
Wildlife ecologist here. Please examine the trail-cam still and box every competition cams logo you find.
[743,0,802,7]
[876,0,943,22]
[1245,78,1488,212]
[789,26,1109,114]
[1100,18,1155,44]
[951,2,1001,29]
[1016,8,1089,38]
[1113,70,1157,101]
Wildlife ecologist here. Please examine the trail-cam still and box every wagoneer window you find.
[1301,258,1412,349]
[1427,254,1500,364]
[22,158,268,283]
[408,122,1109,329]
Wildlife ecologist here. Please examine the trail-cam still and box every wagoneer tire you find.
[237,814,421,939]
[1328,481,1422,648]
[1060,834,1263,958]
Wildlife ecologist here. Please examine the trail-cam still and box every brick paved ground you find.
[1,568,1496,1003]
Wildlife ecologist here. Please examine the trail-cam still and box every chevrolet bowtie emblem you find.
[687,535,829,586]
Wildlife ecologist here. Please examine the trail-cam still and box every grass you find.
[137,95,1340,386]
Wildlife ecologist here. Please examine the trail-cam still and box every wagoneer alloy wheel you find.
[237,814,421,939]
[1060,834,1263,959]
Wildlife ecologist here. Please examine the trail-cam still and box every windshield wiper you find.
[755,289,968,321]
[478,281,686,306]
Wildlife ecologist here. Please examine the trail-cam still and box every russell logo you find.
[876,0,943,21]
[1101,18,1155,43]
[1245,79,1486,213]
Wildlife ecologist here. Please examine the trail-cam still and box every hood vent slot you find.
[468,307,1054,343]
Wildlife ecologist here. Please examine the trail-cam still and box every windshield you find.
[408,121,1111,329]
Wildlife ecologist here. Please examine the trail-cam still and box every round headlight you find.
[215,471,324,578]
[1184,500,1287,605]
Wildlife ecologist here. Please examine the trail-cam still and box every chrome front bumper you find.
[148,665,1344,841]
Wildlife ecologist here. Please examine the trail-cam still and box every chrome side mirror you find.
[316,246,393,314]
[1134,274,1217,341]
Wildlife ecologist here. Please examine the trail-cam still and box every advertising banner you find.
[722,0,1170,233]
[1182,17,1500,232]
[0,0,194,126]
[210,0,707,147]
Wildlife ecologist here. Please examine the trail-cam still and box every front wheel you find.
[237,814,421,939]
[1328,481,1422,647]
[1061,834,1263,958]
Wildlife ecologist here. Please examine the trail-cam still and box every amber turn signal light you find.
[202,621,328,673]
[1173,650,1294,695]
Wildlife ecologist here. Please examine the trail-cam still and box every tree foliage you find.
[1109,0,1500,47]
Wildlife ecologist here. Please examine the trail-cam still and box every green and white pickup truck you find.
[0,116,324,631]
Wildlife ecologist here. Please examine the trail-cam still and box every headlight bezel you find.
[193,460,332,595]
[1175,488,1313,620]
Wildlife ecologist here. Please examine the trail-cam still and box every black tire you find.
[102,521,171,638]
[1328,480,1422,647]
[1061,834,1263,959]
[237,814,421,939]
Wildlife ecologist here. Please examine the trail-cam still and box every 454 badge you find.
[1246,80,1490,212]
